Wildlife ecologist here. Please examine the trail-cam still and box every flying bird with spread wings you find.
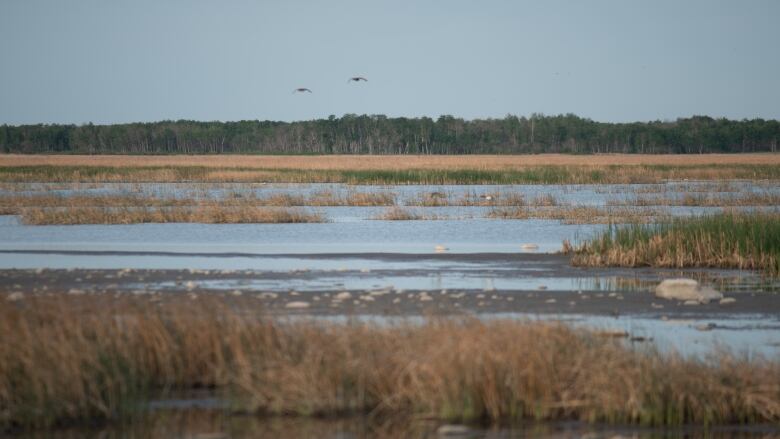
[348,77,368,83]
[293,88,312,93]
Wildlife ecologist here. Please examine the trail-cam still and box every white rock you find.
[230,290,242,296]
[683,300,700,306]
[6,292,24,301]
[184,281,198,291]
[258,292,278,299]
[67,288,85,295]
[719,297,736,305]
[545,298,557,303]
[434,245,448,253]
[655,279,722,303]
[334,292,352,300]
[520,243,539,251]
[285,301,311,309]
[360,295,375,302]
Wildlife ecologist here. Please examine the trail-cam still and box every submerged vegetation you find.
[1,293,779,431]
[566,212,780,275]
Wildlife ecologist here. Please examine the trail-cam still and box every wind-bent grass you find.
[2,163,780,184]
[20,205,325,225]
[1,293,779,430]
[565,212,780,275]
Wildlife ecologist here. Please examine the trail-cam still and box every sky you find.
[1,0,779,125]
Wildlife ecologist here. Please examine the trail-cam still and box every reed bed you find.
[2,164,780,184]
[0,191,395,214]
[565,212,780,275]
[488,206,659,224]
[610,192,780,207]
[372,207,443,221]
[19,205,325,225]
[1,293,779,430]
[3,154,779,169]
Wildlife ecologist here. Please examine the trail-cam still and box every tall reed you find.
[566,212,780,275]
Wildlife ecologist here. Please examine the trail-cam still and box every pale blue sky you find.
[1,0,778,124]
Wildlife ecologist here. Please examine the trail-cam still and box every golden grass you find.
[3,154,779,169]
[372,207,443,221]
[20,205,324,225]
[1,293,778,430]
[488,206,660,224]
[609,192,780,207]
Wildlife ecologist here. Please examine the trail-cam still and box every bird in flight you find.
[348,77,368,83]
[293,88,312,93]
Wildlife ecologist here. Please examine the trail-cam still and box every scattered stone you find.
[695,323,717,331]
[360,268,371,273]
[67,288,85,295]
[184,281,198,291]
[285,301,311,309]
[289,291,300,296]
[608,292,617,297]
[35,268,44,275]
[651,303,664,309]
[230,290,242,296]
[419,293,433,302]
[719,297,737,305]
[334,291,352,300]
[258,292,278,299]
[360,295,375,302]
[538,285,548,290]
[683,300,700,306]
[655,278,722,303]
[392,297,401,304]
[545,298,557,304]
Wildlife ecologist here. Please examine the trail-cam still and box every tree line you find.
[1,114,778,154]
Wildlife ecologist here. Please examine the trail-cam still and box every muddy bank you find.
[1,262,777,319]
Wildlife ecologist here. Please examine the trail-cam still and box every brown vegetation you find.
[20,205,324,225]
[1,293,778,430]
[609,192,780,207]
[488,206,660,224]
[3,154,779,169]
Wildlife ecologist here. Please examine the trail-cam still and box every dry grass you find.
[19,205,324,225]
[488,206,660,224]
[566,212,780,275]
[372,207,443,221]
[2,154,779,169]
[0,191,395,216]
[609,192,780,207]
[1,293,779,430]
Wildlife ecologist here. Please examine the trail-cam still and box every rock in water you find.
[436,424,471,436]
[285,301,311,309]
[655,278,722,303]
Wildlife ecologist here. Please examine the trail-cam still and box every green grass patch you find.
[567,212,780,275]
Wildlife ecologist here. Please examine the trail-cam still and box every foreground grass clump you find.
[20,206,324,224]
[566,212,780,275]
[1,294,779,430]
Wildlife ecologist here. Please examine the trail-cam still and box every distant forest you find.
[1,114,778,155]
